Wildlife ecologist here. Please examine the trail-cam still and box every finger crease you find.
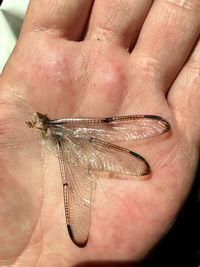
[164,0,200,12]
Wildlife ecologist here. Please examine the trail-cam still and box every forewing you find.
[56,139,93,247]
[50,115,170,142]
[60,134,150,176]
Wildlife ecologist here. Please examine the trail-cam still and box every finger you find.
[131,0,200,92]
[168,38,200,145]
[86,0,153,48]
[21,0,94,40]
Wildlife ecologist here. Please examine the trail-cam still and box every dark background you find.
[0,0,200,266]
[141,163,200,267]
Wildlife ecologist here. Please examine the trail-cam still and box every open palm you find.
[0,1,199,266]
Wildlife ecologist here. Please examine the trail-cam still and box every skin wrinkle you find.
[186,58,200,74]
[171,84,199,144]
[30,1,60,28]
[154,138,183,169]
[94,177,139,222]
[89,24,133,47]
[150,137,196,206]
[88,26,121,43]
[31,26,66,37]
[0,258,17,266]
[164,0,200,11]
[133,52,164,76]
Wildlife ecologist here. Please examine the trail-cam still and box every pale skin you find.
[0,0,200,266]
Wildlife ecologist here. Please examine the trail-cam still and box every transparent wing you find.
[56,139,93,247]
[49,115,170,142]
[55,133,149,247]
[59,134,150,176]
[29,113,170,247]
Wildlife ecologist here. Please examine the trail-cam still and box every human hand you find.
[0,0,199,266]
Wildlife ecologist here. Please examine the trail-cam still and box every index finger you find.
[20,0,94,40]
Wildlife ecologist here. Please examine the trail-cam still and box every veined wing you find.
[49,115,170,142]
[28,113,170,247]
[58,133,150,176]
[55,134,149,247]
[56,138,93,247]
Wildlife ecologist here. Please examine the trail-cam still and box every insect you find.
[27,113,170,247]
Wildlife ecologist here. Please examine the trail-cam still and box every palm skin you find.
[0,1,200,266]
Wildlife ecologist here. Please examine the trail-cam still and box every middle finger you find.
[86,0,153,48]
